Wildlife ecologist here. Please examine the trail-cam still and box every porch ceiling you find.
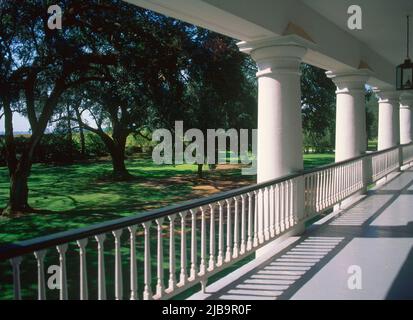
[302,0,413,68]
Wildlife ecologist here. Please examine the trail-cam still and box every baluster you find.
[309,176,313,214]
[167,214,177,293]
[292,179,298,224]
[189,209,197,280]
[127,226,138,300]
[329,168,333,204]
[56,244,68,300]
[264,187,270,240]
[289,180,295,226]
[34,250,47,300]
[233,197,239,258]
[280,183,285,231]
[259,189,265,243]
[200,207,207,275]
[309,175,315,215]
[253,191,259,246]
[225,199,232,262]
[322,170,327,209]
[142,221,152,300]
[112,229,123,300]
[10,257,23,300]
[95,234,106,300]
[269,186,275,237]
[240,195,246,254]
[208,204,216,271]
[179,212,188,286]
[274,184,281,234]
[326,169,331,206]
[283,183,288,229]
[333,167,337,202]
[247,193,253,250]
[217,202,224,265]
[76,239,88,300]
[316,172,321,211]
[200,206,207,292]
[155,218,164,298]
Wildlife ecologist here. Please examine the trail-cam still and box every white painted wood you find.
[328,71,369,162]
[208,204,216,271]
[10,257,22,300]
[259,189,264,244]
[269,186,275,238]
[225,199,232,262]
[34,250,47,300]
[167,214,177,292]
[217,202,224,266]
[233,197,239,258]
[264,187,270,241]
[56,243,68,300]
[179,211,188,286]
[112,229,123,300]
[76,239,88,300]
[127,225,138,300]
[253,191,259,247]
[247,193,253,250]
[95,234,107,300]
[280,183,285,232]
[155,218,165,298]
[142,221,153,300]
[200,207,207,275]
[274,184,281,234]
[240,195,246,254]
[189,209,197,280]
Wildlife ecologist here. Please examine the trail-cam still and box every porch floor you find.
[189,169,413,300]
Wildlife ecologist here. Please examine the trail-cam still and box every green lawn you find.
[0,153,334,245]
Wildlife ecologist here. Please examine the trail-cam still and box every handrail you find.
[0,142,411,261]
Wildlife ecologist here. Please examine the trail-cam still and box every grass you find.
[0,153,334,245]
[0,152,335,300]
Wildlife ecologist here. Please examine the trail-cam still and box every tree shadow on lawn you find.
[0,158,254,245]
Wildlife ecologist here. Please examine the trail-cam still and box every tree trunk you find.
[100,131,132,180]
[197,163,203,179]
[75,108,86,157]
[3,156,32,215]
[3,81,65,216]
[66,104,74,163]
[1,96,32,215]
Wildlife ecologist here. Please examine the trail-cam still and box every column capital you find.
[400,93,413,107]
[373,88,400,104]
[238,35,308,77]
[326,70,370,93]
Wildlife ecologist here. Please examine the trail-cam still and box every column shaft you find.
[377,91,400,150]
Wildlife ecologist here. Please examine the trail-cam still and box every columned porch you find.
[1,0,413,300]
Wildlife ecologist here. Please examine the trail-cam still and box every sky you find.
[0,113,31,133]
[0,111,97,134]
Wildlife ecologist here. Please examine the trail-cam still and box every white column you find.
[238,36,307,255]
[400,95,413,144]
[377,90,400,150]
[327,71,369,161]
[239,37,306,181]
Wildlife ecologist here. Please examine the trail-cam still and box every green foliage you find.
[366,89,379,141]
[301,64,336,150]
